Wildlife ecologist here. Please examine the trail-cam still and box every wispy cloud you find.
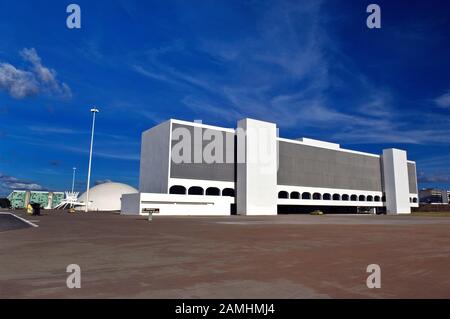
[4,128,139,161]
[415,154,450,170]
[0,48,71,99]
[127,0,450,147]
[131,1,331,125]
[28,126,81,135]
[0,173,45,195]
[46,142,140,161]
[27,125,138,144]
[435,91,450,109]
[418,172,450,183]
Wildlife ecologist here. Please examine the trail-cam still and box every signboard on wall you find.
[142,208,160,214]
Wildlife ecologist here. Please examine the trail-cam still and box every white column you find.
[236,119,278,215]
[382,148,411,214]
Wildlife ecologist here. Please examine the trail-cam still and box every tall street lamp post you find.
[71,167,76,193]
[85,108,99,212]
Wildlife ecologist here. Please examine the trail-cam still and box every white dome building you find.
[77,182,138,211]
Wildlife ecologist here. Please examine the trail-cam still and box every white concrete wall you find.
[121,193,233,216]
[139,120,171,193]
[121,193,141,215]
[382,148,411,214]
[237,119,278,215]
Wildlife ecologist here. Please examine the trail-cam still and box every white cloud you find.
[435,91,450,108]
[0,48,71,99]
[0,173,45,195]
[0,63,39,98]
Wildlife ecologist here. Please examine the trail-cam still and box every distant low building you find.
[419,188,450,204]
[7,190,64,209]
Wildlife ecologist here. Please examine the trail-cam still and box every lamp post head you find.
[90,108,99,113]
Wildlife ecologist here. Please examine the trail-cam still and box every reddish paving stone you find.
[1,210,450,298]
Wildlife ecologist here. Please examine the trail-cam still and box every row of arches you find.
[169,185,235,197]
[278,191,385,202]
[168,185,418,203]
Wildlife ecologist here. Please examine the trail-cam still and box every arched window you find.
[342,194,349,201]
[413,198,418,203]
[222,188,235,197]
[278,191,289,199]
[169,185,186,195]
[367,195,373,202]
[323,193,331,200]
[188,186,204,195]
[358,195,366,201]
[302,192,311,200]
[333,193,340,200]
[313,193,321,200]
[350,195,357,201]
[290,191,300,199]
[374,196,381,202]
[409,197,412,203]
[206,187,220,196]
[381,196,386,202]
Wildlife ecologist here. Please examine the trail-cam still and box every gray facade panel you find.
[407,162,418,194]
[170,124,235,182]
[278,141,383,191]
[139,121,170,193]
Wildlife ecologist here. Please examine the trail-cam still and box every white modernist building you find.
[121,118,419,216]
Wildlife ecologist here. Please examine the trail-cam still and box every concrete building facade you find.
[7,190,64,209]
[121,118,419,216]
[419,188,450,204]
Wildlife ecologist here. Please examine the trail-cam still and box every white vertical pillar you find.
[382,148,411,214]
[46,192,53,209]
[236,119,278,215]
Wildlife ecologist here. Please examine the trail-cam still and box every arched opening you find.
[409,197,412,203]
[333,193,340,200]
[313,193,321,200]
[367,195,373,202]
[206,187,220,196]
[290,191,300,199]
[222,188,235,197]
[342,194,349,201]
[169,185,186,195]
[278,191,289,199]
[188,186,204,195]
[374,196,381,202]
[413,198,418,203]
[350,195,357,201]
[323,193,331,200]
[302,192,311,200]
[381,196,386,202]
[358,195,366,201]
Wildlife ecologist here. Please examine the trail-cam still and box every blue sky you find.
[0,0,449,196]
